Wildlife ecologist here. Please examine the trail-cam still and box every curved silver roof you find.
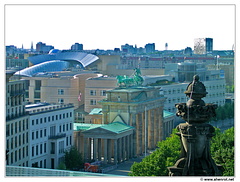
[28,51,99,67]
[14,51,99,77]
[14,60,70,77]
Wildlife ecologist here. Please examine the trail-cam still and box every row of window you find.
[7,146,28,165]
[32,129,47,140]
[31,112,72,125]
[90,90,107,96]
[7,96,24,107]
[7,83,25,93]
[32,143,47,157]
[6,119,29,137]
[165,92,225,104]
[163,84,225,95]
[7,133,29,150]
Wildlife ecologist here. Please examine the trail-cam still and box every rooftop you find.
[25,103,74,114]
[6,166,120,177]
[74,122,134,134]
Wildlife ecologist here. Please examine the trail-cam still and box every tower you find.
[165,43,168,50]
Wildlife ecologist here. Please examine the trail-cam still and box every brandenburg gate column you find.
[114,139,118,164]
[103,139,108,164]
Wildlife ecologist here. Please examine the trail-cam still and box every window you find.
[32,146,34,157]
[35,80,41,90]
[19,135,21,146]
[58,98,64,104]
[15,123,18,134]
[44,143,47,153]
[90,90,96,96]
[100,90,106,96]
[22,133,25,144]
[32,120,34,125]
[36,131,39,139]
[19,121,21,132]
[36,145,38,155]
[36,119,38,125]
[32,132,34,140]
[6,124,10,137]
[40,130,43,138]
[44,129,46,137]
[50,126,56,137]
[58,89,64,95]
[15,136,17,147]
[50,142,55,154]
[90,99,97,105]
[59,141,64,154]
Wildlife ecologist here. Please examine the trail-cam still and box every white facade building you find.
[161,79,226,114]
[25,103,74,169]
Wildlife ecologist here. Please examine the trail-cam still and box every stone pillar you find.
[126,135,130,160]
[122,136,126,161]
[107,139,112,163]
[154,108,158,145]
[93,138,98,161]
[132,114,137,157]
[114,139,118,164]
[84,138,90,162]
[98,138,102,161]
[118,138,122,163]
[103,139,108,164]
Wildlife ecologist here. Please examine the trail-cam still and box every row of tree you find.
[129,127,234,176]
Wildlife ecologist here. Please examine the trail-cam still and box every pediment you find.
[112,115,126,124]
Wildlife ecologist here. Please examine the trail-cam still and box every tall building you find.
[194,38,213,54]
[6,71,30,167]
[71,43,83,51]
[145,43,155,53]
[36,42,54,53]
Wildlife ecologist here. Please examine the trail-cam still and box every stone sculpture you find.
[168,75,223,176]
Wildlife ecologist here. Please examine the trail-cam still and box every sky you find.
[5,4,235,51]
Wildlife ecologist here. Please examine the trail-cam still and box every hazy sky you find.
[5,4,235,51]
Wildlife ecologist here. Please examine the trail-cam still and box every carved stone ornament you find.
[168,75,223,176]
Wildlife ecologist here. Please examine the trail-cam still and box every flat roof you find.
[6,166,121,177]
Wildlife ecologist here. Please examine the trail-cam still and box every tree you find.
[211,127,234,176]
[129,129,180,176]
[129,127,234,176]
[64,146,84,171]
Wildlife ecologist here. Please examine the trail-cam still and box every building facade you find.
[6,73,30,167]
[25,103,74,169]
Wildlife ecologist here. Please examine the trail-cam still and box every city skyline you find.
[5,4,235,51]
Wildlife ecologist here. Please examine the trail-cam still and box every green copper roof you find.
[100,121,134,134]
[89,108,103,115]
[163,110,175,118]
[74,122,134,134]
[74,123,103,131]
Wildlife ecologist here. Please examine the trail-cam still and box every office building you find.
[25,102,74,169]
